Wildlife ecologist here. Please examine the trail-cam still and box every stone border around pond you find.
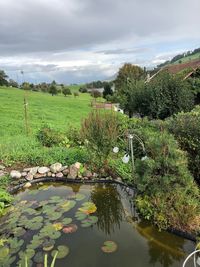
[4,162,197,243]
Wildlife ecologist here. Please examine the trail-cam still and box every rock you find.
[34,173,46,179]
[56,172,64,178]
[28,167,39,175]
[82,170,93,178]
[62,168,69,176]
[116,177,122,183]
[26,173,34,181]
[69,165,78,179]
[52,174,56,177]
[74,162,81,169]
[93,173,98,178]
[23,167,32,172]
[21,172,27,177]
[47,172,52,177]
[0,171,5,177]
[0,165,5,170]
[10,170,21,179]
[60,165,68,172]
[38,167,50,174]
[50,162,62,173]
[24,182,32,189]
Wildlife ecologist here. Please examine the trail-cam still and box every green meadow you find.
[0,86,92,165]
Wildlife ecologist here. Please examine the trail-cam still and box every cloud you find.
[0,0,200,83]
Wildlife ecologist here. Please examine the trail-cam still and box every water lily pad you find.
[49,196,62,203]
[101,241,117,253]
[78,202,97,214]
[62,217,72,225]
[62,224,78,234]
[68,193,86,201]
[51,245,69,259]
[81,216,98,227]
[9,238,24,253]
[52,222,63,231]
[34,251,44,263]
[59,200,76,212]
[0,247,9,260]
[75,211,87,221]
[48,212,62,221]
[13,227,26,237]
[43,239,55,251]
[24,207,37,215]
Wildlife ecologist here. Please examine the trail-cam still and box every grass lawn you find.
[0,86,92,166]
[172,52,200,65]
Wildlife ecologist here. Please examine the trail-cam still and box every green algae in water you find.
[0,183,195,267]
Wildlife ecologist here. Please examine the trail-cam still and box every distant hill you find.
[157,47,200,68]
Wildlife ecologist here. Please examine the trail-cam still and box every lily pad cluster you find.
[0,185,100,266]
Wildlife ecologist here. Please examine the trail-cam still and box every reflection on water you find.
[91,184,124,235]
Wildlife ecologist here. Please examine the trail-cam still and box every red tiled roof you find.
[165,59,200,74]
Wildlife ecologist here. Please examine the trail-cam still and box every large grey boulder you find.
[10,170,21,179]
[69,165,78,179]
[38,167,50,174]
[50,163,62,173]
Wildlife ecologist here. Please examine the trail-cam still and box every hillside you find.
[157,47,200,68]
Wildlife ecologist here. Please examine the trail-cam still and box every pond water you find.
[0,183,194,267]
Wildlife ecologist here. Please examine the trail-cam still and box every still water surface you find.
[0,183,194,267]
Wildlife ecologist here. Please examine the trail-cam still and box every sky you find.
[0,0,200,84]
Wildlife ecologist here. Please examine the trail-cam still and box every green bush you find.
[110,116,200,233]
[36,125,64,147]
[166,106,200,183]
[81,111,119,168]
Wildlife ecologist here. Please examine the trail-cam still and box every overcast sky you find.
[0,0,200,84]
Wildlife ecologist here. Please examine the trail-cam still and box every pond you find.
[0,183,194,267]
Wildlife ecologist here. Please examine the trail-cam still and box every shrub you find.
[109,116,200,233]
[79,87,88,93]
[90,90,101,98]
[62,87,72,96]
[66,126,84,146]
[73,92,79,97]
[166,105,200,183]
[36,125,64,147]
[81,111,119,169]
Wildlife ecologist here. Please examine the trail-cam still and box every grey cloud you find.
[0,0,199,56]
[97,47,151,55]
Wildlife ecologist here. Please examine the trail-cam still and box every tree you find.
[63,87,72,96]
[103,83,113,99]
[0,70,8,86]
[115,63,144,92]
[9,79,18,88]
[49,82,58,96]
[22,82,31,90]
[91,90,101,99]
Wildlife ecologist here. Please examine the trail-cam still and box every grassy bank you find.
[0,86,92,165]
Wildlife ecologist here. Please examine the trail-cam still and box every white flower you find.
[113,147,119,153]
[122,154,130,164]
[141,156,148,161]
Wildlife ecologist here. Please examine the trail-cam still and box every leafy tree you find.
[22,82,31,90]
[9,79,18,88]
[146,72,194,119]
[91,90,101,99]
[49,82,58,96]
[0,70,8,86]
[103,83,113,99]
[63,87,72,96]
[115,63,144,91]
